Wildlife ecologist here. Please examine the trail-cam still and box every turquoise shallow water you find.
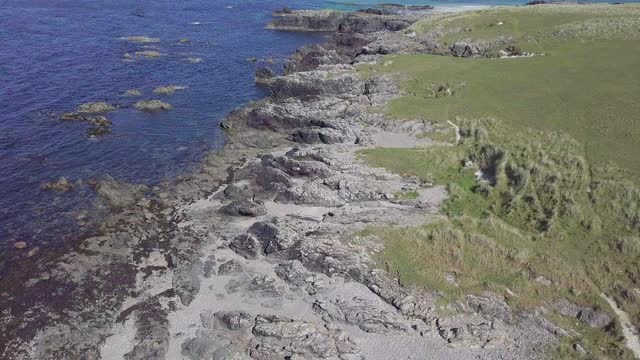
[0,0,634,259]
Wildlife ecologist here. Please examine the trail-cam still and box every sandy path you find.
[602,294,640,359]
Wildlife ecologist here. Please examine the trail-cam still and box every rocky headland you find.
[1,7,585,360]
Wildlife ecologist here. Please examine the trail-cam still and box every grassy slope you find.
[357,5,640,359]
[360,4,640,177]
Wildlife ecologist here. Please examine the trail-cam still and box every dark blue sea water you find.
[0,0,628,256]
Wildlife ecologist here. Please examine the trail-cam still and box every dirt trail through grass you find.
[602,294,640,358]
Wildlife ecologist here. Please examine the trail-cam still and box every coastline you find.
[2,4,629,359]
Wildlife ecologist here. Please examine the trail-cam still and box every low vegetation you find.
[359,4,640,177]
[360,117,640,358]
[356,7,640,356]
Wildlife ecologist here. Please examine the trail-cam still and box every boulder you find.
[218,259,244,275]
[223,183,255,199]
[254,166,293,189]
[229,234,263,258]
[219,199,267,217]
[247,219,299,254]
[275,181,346,207]
[450,40,484,58]
[577,309,612,329]
[248,275,285,297]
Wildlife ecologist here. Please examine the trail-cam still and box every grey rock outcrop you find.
[219,199,267,217]
[251,315,361,359]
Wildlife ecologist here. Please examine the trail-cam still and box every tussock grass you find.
[358,5,640,357]
[359,118,640,359]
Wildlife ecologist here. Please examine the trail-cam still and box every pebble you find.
[13,241,27,249]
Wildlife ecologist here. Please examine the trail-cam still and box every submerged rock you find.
[59,112,113,138]
[76,102,116,113]
[119,36,160,43]
[92,175,148,209]
[42,177,77,192]
[133,50,163,58]
[153,85,187,95]
[125,89,143,96]
[133,100,173,112]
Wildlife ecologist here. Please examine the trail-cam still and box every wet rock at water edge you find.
[42,177,76,192]
[91,175,149,209]
[255,67,276,85]
[133,100,173,112]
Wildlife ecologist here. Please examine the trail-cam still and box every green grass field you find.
[357,5,640,358]
[360,5,640,177]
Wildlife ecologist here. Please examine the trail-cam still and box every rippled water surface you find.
[0,0,626,254]
[0,0,331,250]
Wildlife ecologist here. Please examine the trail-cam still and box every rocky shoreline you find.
[2,8,564,360]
